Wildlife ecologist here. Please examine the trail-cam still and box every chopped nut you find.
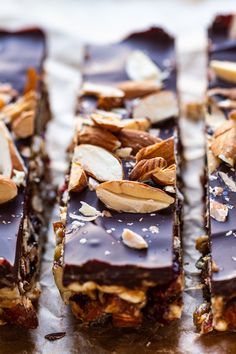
[12,111,35,138]
[125,50,163,84]
[79,201,101,217]
[129,157,167,181]
[81,82,124,99]
[0,175,17,204]
[122,228,148,250]
[73,144,123,182]
[218,171,236,192]
[152,164,176,185]
[136,137,175,165]
[121,118,151,131]
[68,162,87,192]
[115,147,132,158]
[117,129,160,154]
[207,144,220,174]
[96,180,174,213]
[91,112,124,132]
[210,60,236,83]
[78,125,121,152]
[88,177,99,191]
[210,200,228,222]
[116,79,160,99]
[133,91,178,124]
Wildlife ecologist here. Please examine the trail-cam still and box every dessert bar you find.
[54,28,184,327]
[0,29,51,328]
[194,15,236,333]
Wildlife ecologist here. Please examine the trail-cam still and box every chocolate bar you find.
[53,28,183,327]
[194,15,236,333]
[0,29,52,328]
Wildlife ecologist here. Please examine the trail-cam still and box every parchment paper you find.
[0,1,236,353]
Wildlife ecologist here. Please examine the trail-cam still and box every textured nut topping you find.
[78,125,121,152]
[12,111,35,138]
[96,180,174,213]
[129,157,167,181]
[73,144,123,182]
[68,162,87,192]
[152,164,176,186]
[218,171,236,192]
[125,50,163,84]
[82,82,124,98]
[91,112,124,132]
[79,201,102,217]
[122,228,148,250]
[133,91,178,123]
[0,175,17,204]
[115,147,132,158]
[210,60,236,83]
[211,110,236,166]
[116,80,160,99]
[136,137,175,165]
[121,118,151,131]
[117,129,160,154]
[210,200,228,222]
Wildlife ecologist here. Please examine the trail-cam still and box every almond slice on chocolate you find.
[129,157,167,181]
[133,91,178,124]
[0,175,17,204]
[122,228,148,250]
[0,121,26,176]
[210,200,228,222]
[68,162,87,192]
[117,129,161,154]
[116,80,160,99]
[136,137,175,165]
[78,125,121,152]
[211,110,236,166]
[121,118,151,131]
[12,110,35,138]
[96,180,174,213]
[210,60,236,83]
[91,112,124,132]
[125,50,163,84]
[82,82,124,99]
[73,144,123,182]
[152,164,176,186]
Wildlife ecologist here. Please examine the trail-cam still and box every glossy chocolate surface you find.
[0,29,45,285]
[208,15,236,295]
[63,28,181,288]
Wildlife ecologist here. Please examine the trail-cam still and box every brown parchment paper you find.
[1,2,236,353]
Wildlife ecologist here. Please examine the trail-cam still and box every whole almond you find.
[0,176,18,204]
[136,137,175,165]
[129,157,167,181]
[117,129,160,154]
[78,126,121,152]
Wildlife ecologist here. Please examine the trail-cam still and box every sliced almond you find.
[117,129,160,154]
[78,125,121,152]
[73,144,123,182]
[24,67,38,94]
[116,80,160,99]
[82,82,124,98]
[115,147,132,159]
[97,96,123,111]
[210,200,228,222]
[79,201,101,217]
[91,112,124,132]
[122,118,151,131]
[0,121,25,176]
[126,50,163,84]
[218,171,236,192]
[152,164,176,186]
[68,162,87,192]
[12,111,35,138]
[133,91,179,124]
[96,180,174,213]
[210,60,236,83]
[129,157,167,181]
[122,228,148,250]
[0,176,18,204]
[136,137,175,165]
[211,111,236,166]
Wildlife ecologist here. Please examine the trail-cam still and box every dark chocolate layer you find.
[63,28,181,288]
[0,29,46,286]
[208,15,236,295]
